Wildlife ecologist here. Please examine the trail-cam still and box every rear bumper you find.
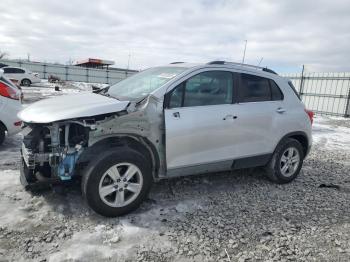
[2,99,23,135]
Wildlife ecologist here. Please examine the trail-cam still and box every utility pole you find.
[242,40,247,64]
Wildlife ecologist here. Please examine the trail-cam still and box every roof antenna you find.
[241,40,247,64]
[257,57,263,67]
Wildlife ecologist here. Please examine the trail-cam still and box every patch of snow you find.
[312,115,350,151]
[48,219,172,262]
[0,170,52,230]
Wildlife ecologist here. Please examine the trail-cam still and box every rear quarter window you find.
[288,81,301,100]
[270,80,284,100]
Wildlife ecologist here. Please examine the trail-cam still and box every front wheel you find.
[265,138,304,184]
[81,148,153,217]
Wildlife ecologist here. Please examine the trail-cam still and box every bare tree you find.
[0,51,9,59]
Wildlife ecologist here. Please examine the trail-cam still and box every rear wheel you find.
[21,79,31,86]
[0,124,5,146]
[265,138,304,184]
[82,148,153,217]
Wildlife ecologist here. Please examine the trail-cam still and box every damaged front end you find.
[20,120,92,189]
[19,94,165,190]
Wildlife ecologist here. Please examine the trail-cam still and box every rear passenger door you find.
[233,73,285,157]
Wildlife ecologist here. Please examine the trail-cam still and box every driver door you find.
[164,70,238,173]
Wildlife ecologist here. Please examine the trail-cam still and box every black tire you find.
[265,138,304,184]
[0,124,5,146]
[81,147,153,217]
[21,79,31,86]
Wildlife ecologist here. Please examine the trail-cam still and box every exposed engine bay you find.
[20,95,164,189]
[22,121,90,183]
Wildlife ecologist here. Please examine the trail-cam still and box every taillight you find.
[0,81,20,100]
[305,109,314,125]
[14,121,22,126]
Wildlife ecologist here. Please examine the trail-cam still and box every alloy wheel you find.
[280,147,300,177]
[98,162,143,207]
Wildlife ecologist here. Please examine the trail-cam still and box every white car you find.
[3,66,41,86]
[18,61,313,217]
[0,70,23,145]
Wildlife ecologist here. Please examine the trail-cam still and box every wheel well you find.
[0,121,7,131]
[77,136,160,178]
[288,134,309,156]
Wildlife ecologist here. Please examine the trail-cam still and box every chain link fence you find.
[283,72,350,117]
[0,59,137,85]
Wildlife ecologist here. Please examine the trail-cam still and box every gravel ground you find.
[0,88,349,261]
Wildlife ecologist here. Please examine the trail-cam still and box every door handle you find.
[223,115,238,120]
[173,112,180,118]
[276,107,286,114]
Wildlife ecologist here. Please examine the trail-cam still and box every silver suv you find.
[18,61,313,217]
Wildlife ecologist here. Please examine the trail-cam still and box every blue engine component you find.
[58,152,79,180]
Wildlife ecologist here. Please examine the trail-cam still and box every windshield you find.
[108,66,187,100]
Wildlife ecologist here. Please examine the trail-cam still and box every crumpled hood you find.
[18,93,130,123]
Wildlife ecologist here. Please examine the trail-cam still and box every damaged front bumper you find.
[20,156,62,190]
[19,121,89,189]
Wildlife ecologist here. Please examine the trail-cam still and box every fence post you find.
[43,64,47,79]
[106,69,109,84]
[65,66,69,81]
[86,68,89,83]
[299,64,305,98]
[345,85,350,118]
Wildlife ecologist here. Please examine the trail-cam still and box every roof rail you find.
[207,60,278,75]
[170,62,185,64]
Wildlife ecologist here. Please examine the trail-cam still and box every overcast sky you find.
[0,0,349,72]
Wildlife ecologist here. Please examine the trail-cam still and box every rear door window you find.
[238,73,284,102]
[239,74,271,102]
[13,68,25,74]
